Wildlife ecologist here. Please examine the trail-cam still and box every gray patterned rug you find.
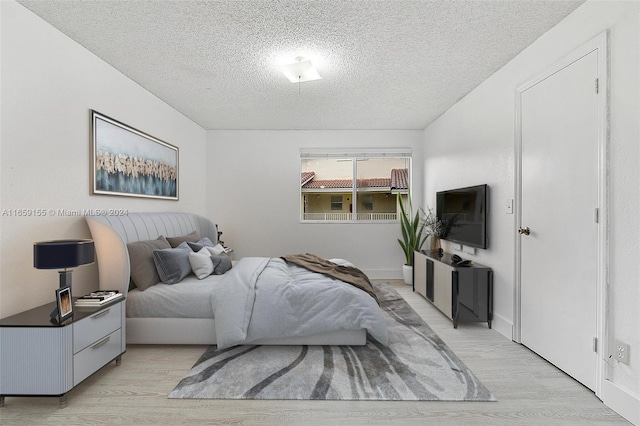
[169,282,496,401]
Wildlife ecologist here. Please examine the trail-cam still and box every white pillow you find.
[205,244,225,256]
[189,248,214,279]
[328,258,354,267]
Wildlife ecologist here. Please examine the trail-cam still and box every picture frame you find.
[55,286,73,323]
[91,110,179,200]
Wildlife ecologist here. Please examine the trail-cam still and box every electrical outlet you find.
[462,245,476,255]
[614,340,631,366]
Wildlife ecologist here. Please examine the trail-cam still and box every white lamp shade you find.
[281,59,322,83]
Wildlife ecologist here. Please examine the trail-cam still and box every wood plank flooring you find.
[0,281,629,425]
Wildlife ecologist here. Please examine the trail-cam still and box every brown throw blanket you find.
[281,253,379,306]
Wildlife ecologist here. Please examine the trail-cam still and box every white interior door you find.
[519,49,599,390]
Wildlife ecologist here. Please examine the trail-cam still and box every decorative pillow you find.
[127,236,171,291]
[153,244,193,284]
[166,231,201,248]
[189,248,214,279]
[211,253,232,275]
[204,244,226,256]
[187,237,216,252]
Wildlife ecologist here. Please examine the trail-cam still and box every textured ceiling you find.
[17,0,584,130]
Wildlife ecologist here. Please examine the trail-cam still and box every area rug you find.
[169,282,496,401]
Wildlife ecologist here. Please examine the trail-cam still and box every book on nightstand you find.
[75,290,123,307]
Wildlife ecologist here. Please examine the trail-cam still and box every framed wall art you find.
[91,110,178,200]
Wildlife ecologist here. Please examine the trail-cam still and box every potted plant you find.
[397,197,428,285]
[423,207,446,252]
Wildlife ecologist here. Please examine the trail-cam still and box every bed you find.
[86,212,387,346]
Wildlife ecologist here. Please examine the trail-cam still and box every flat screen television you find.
[436,184,488,249]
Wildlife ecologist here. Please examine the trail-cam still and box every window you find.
[330,195,343,210]
[360,194,374,211]
[300,149,411,222]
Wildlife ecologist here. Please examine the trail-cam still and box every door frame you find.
[513,31,609,398]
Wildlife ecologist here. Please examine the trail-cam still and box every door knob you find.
[518,227,531,235]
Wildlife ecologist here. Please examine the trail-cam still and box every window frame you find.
[300,149,412,224]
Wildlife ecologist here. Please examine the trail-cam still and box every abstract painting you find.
[91,110,178,200]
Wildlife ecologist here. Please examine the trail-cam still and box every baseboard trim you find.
[491,312,513,341]
[602,379,640,425]
[366,269,403,280]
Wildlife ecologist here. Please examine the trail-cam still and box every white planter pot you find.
[402,264,413,285]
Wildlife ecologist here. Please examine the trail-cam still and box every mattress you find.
[126,274,225,318]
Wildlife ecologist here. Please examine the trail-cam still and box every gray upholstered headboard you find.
[86,212,218,295]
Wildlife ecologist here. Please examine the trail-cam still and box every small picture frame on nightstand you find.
[55,286,73,323]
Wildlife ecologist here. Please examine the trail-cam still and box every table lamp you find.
[33,239,95,291]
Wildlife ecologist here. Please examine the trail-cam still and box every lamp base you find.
[59,270,72,289]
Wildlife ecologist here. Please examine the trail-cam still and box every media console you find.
[413,250,493,328]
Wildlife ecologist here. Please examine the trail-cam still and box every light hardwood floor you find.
[0,281,629,425]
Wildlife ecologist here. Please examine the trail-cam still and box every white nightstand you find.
[0,297,126,407]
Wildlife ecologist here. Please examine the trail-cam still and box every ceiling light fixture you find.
[281,57,321,93]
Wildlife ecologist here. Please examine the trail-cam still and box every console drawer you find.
[73,329,121,386]
[73,303,121,353]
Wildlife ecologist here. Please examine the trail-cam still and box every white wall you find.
[422,0,639,421]
[2,0,637,421]
[0,1,207,318]
[206,130,423,278]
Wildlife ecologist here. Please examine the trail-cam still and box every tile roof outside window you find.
[302,168,407,190]
[390,168,408,190]
[301,171,315,185]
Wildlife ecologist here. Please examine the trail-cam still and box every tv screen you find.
[436,184,488,249]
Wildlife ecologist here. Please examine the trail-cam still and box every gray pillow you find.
[153,244,193,284]
[211,254,232,275]
[127,236,171,291]
[166,231,201,248]
[187,237,215,252]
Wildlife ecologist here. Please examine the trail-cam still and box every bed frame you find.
[86,212,366,345]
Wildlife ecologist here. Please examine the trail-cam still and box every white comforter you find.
[211,257,388,349]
